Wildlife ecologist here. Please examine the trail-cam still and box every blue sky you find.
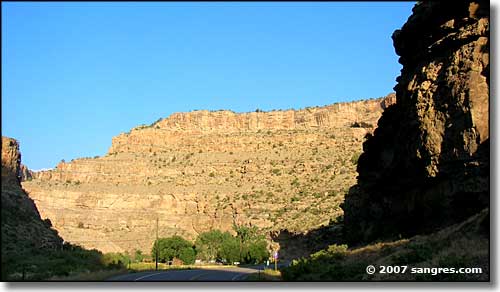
[2,2,415,170]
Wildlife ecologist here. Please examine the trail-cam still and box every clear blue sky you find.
[2,2,415,170]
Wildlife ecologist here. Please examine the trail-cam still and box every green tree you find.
[234,225,264,243]
[151,235,195,263]
[195,230,232,262]
[234,225,269,264]
[179,247,196,265]
[248,240,269,263]
[219,236,241,264]
[134,249,144,263]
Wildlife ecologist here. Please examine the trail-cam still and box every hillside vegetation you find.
[282,209,489,281]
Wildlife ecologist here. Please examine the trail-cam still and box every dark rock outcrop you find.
[1,137,63,277]
[342,1,489,244]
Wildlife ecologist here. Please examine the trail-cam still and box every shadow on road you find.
[107,266,265,281]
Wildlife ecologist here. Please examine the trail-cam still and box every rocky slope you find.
[23,95,394,254]
[1,137,62,249]
[342,0,489,244]
[1,137,63,278]
[284,208,489,281]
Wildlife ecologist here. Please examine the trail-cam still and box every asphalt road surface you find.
[108,266,263,281]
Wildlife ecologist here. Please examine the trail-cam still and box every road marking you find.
[189,271,212,280]
[231,273,248,281]
[134,272,166,281]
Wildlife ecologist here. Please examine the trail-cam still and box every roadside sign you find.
[273,251,278,259]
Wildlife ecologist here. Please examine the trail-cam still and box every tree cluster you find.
[151,235,196,265]
[150,225,269,265]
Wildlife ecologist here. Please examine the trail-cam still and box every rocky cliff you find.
[109,97,390,154]
[20,164,33,181]
[23,95,394,254]
[342,0,489,244]
[2,137,63,278]
[2,137,21,183]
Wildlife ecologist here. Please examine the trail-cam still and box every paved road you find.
[108,266,262,281]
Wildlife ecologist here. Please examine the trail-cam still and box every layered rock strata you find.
[23,95,394,253]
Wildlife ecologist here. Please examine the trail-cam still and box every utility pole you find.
[155,217,159,271]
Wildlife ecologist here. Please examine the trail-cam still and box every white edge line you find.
[134,272,166,281]
[231,272,249,281]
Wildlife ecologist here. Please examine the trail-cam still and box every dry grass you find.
[283,209,489,281]
[246,269,282,281]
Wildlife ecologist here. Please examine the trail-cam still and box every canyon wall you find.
[23,95,394,254]
[1,137,62,276]
[342,0,489,244]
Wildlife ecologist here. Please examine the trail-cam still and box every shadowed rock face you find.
[342,1,489,244]
[1,137,62,255]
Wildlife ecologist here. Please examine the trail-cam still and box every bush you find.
[101,252,130,268]
[391,243,433,265]
[351,121,373,128]
[1,242,121,281]
[271,169,281,175]
[350,152,361,165]
[134,250,144,263]
[282,244,361,281]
